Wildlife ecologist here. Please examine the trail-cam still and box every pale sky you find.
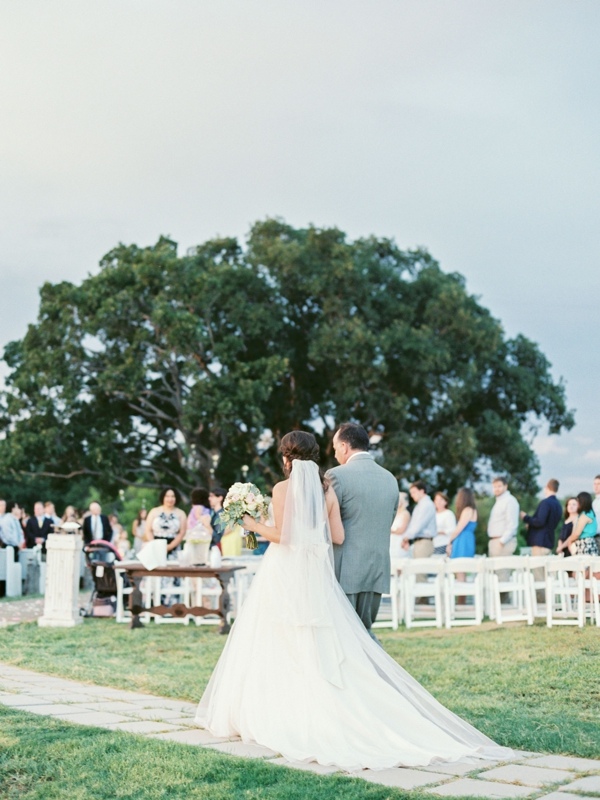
[1,1,598,497]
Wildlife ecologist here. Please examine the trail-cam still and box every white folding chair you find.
[231,559,262,618]
[190,577,224,626]
[373,558,405,630]
[115,567,133,623]
[486,556,533,625]
[545,557,588,627]
[149,575,192,625]
[403,558,444,629]
[526,555,551,617]
[590,557,600,627]
[444,558,484,628]
[0,547,23,597]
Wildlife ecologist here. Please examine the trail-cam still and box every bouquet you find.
[221,482,269,550]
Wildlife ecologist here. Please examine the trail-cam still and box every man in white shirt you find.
[487,477,519,558]
[592,475,600,549]
[402,481,437,559]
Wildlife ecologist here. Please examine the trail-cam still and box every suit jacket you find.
[524,495,563,550]
[83,514,112,545]
[327,453,399,595]
[24,516,54,549]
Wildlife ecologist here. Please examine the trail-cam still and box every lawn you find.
[0,620,599,800]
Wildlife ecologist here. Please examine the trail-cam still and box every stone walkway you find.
[1,663,599,797]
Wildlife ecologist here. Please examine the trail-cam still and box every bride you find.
[195,431,512,771]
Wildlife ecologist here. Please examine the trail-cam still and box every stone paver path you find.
[1,662,599,797]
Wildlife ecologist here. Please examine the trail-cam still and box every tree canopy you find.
[0,219,574,499]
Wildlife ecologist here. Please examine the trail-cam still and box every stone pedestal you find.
[38,534,83,627]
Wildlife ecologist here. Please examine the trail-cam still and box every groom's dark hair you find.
[336,423,369,452]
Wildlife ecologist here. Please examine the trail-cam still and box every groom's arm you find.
[326,468,344,508]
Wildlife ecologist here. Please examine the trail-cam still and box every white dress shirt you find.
[0,515,24,547]
[433,509,456,549]
[403,495,437,541]
[593,496,600,526]
[488,490,520,545]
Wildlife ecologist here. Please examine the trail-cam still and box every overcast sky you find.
[1,1,598,497]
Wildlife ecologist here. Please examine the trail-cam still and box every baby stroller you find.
[83,540,124,617]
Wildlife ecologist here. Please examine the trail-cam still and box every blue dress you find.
[451,520,476,558]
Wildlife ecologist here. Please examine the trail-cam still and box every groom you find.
[327,423,399,635]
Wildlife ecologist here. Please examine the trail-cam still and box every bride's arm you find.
[242,481,288,543]
[326,487,345,544]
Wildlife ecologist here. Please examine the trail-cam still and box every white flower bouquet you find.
[221,481,269,550]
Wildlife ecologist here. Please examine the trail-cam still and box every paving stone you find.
[78,701,142,714]
[150,729,232,745]
[421,760,482,776]
[103,720,184,734]
[23,703,100,716]
[127,707,189,721]
[206,741,279,759]
[358,767,444,789]
[525,755,600,773]
[426,778,537,797]
[563,776,600,793]
[50,711,133,725]
[537,793,600,800]
[268,757,339,775]
[21,692,100,704]
[480,764,576,787]
[159,717,198,728]
[0,695,59,707]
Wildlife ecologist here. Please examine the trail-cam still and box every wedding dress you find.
[195,460,512,771]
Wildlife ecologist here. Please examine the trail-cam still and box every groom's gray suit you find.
[327,453,399,631]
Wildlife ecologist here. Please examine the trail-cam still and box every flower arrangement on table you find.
[221,482,269,550]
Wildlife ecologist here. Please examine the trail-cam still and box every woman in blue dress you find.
[447,487,477,560]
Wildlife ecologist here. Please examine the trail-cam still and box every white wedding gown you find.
[195,461,512,771]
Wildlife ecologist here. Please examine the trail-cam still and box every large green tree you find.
[0,219,574,498]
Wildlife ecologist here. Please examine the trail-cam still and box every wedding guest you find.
[401,481,436,558]
[44,501,61,527]
[108,513,123,544]
[557,497,578,558]
[61,505,80,524]
[447,487,478,601]
[487,477,519,558]
[0,499,5,518]
[82,501,112,545]
[593,475,600,550]
[115,528,132,559]
[187,488,213,542]
[520,479,562,557]
[390,491,410,558]
[433,492,456,555]
[0,501,26,555]
[208,488,227,550]
[557,492,598,556]
[24,501,53,549]
[447,488,477,560]
[144,488,187,553]
[132,508,147,554]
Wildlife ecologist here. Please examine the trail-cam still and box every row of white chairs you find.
[373,555,600,630]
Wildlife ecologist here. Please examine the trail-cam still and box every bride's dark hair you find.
[280,430,327,489]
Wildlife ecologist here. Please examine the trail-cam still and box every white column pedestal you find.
[38,534,83,627]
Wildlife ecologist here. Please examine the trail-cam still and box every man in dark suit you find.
[25,501,54,549]
[82,501,112,545]
[521,478,563,600]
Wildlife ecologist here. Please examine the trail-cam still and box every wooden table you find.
[116,562,243,633]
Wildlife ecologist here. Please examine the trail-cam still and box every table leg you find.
[129,575,145,629]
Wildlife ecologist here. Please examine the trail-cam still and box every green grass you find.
[0,620,599,758]
[1,706,425,800]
